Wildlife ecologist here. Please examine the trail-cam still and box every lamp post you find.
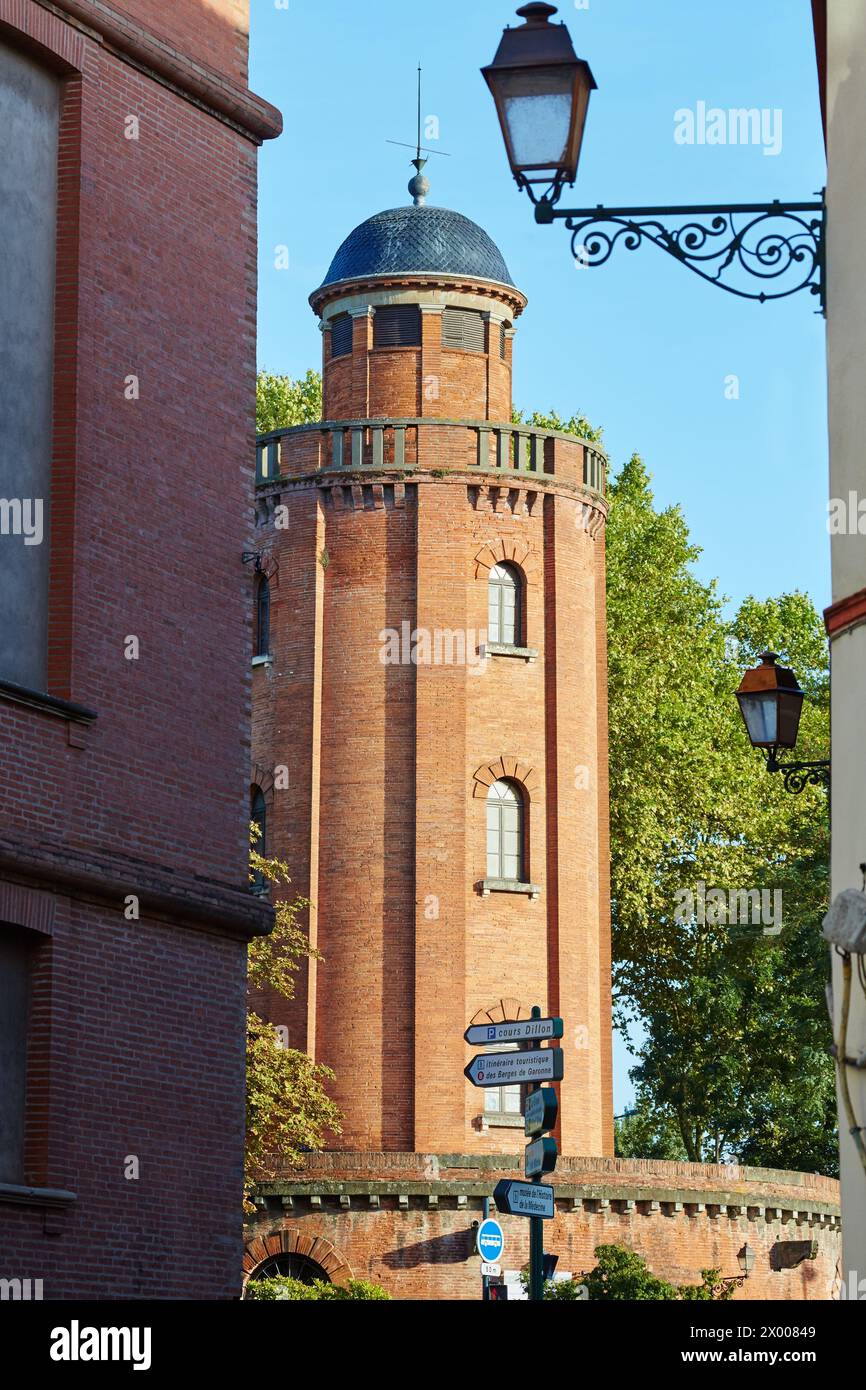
[482,4,826,310]
[735,652,830,793]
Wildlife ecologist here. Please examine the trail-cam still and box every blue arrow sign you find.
[476,1217,505,1264]
[494,1179,555,1220]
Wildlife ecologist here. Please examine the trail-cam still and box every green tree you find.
[245,835,341,1203]
[512,404,603,444]
[605,460,834,1171]
[256,368,322,433]
[564,1244,734,1301]
[614,1102,687,1161]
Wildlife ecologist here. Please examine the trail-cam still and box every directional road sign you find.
[524,1087,558,1138]
[464,1048,564,1088]
[524,1135,558,1179]
[494,1179,555,1220]
[464,1017,564,1047]
[476,1217,505,1265]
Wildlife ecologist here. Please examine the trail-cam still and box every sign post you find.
[523,1005,561,1301]
[471,1005,562,1302]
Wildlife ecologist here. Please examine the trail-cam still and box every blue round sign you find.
[477,1217,505,1264]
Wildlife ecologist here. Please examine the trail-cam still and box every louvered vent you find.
[373,305,421,347]
[330,313,353,358]
[442,307,485,353]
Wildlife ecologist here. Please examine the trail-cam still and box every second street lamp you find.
[735,651,830,793]
[483,4,826,310]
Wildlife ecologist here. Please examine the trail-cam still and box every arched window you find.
[250,786,267,891]
[246,1252,330,1289]
[468,1001,528,1128]
[486,780,524,881]
[254,574,270,657]
[488,563,521,646]
[483,1043,523,1125]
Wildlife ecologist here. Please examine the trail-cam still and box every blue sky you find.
[250,0,827,1108]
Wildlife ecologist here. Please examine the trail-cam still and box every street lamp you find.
[716,1243,756,1295]
[481,3,596,200]
[736,652,830,793]
[482,5,826,309]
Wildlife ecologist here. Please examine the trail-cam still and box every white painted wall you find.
[826,0,866,1292]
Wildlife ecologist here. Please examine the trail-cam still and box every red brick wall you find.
[112,0,250,86]
[4,901,248,1299]
[321,294,517,424]
[252,464,612,1158]
[0,0,277,1299]
[247,1153,841,1302]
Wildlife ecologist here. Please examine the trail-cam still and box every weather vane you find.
[386,64,450,205]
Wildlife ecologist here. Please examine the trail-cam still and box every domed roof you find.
[317,204,516,292]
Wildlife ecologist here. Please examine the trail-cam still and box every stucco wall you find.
[826,0,866,1289]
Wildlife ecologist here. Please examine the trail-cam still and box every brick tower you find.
[248,170,614,1285]
[246,175,844,1301]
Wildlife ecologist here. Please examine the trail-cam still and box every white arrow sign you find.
[464,1017,564,1046]
[464,1048,564,1088]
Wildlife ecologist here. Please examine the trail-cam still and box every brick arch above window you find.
[472,757,541,800]
[250,764,275,801]
[242,1228,353,1287]
[468,998,530,1027]
[473,538,540,584]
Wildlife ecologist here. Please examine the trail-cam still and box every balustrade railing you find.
[255,418,606,496]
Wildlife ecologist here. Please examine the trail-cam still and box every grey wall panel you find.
[0,43,59,690]
[0,929,33,1184]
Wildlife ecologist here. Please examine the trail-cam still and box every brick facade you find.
[0,0,279,1299]
[248,194,840,1300]
[247,1153,840,1301]
[252,240,613,1158]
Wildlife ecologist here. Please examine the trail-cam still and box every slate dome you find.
[317,204,516,292]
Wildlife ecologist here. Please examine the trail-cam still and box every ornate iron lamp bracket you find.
[532,191,826,312]
[764,747,831,794]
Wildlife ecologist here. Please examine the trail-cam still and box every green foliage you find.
[512,404,603,444]
[614,1102,688,1160]
[246,834,341,1201]
[574,1245,734,1301]
[256,368,322,433]
[543,1278,589,1301]
[521,412,834,1174]
[603,457,835,1173]
[244,1276,391,1301]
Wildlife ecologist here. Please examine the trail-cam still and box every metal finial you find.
[409,162,431,206]
[409,64,430,205]
[385,62,450,204]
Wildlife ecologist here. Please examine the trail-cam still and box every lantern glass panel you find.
[777,689,804,748]
[497,67,575,169]
[737,692,779,747]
